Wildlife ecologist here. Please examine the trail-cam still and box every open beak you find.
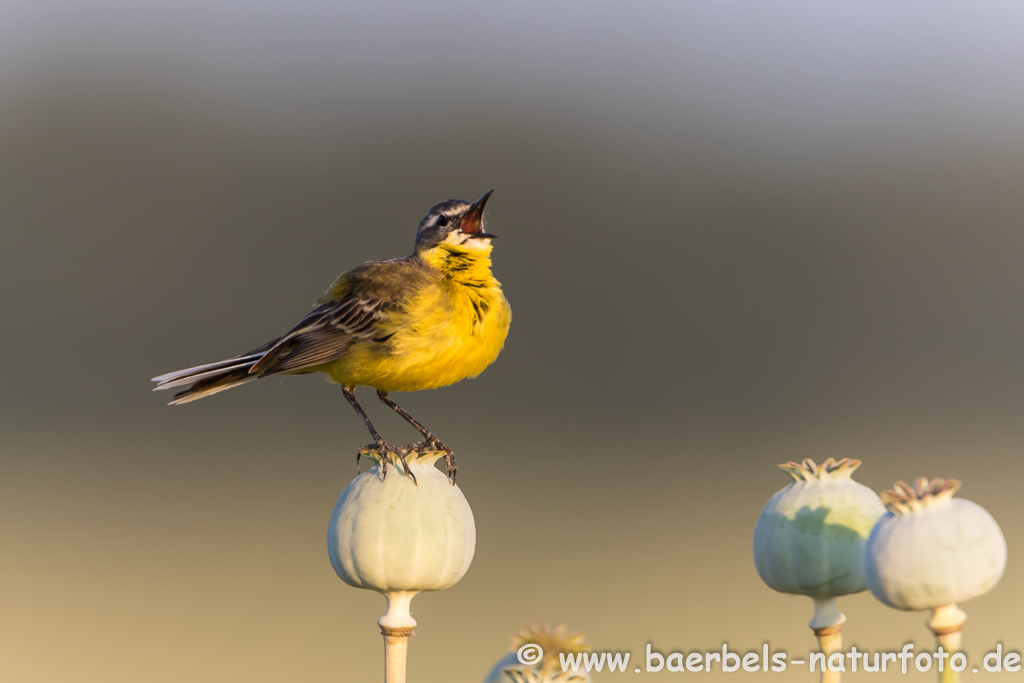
[460,190,497,238]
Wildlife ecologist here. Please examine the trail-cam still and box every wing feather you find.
[247,297,391,376]
[154,256,433,401]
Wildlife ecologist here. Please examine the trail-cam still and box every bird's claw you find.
[354,436,455,485]
[358,440,416,484]
[403,436,457,484]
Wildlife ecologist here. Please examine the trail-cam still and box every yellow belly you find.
[326,281,511,392]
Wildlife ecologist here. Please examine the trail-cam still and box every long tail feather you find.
[152,339,281,404]
[151,353,265,385]
[152,358,262,391]
[167,368,259,404]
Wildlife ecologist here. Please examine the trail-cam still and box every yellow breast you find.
[327,244,511,392]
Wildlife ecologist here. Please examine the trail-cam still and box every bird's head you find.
[414,190,497,257]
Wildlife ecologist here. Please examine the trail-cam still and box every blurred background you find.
[2,1,1023,680]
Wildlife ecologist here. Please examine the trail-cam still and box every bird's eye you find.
[436,215,449,227]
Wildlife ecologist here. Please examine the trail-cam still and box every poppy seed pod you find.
[753,458,885,683]
[328,451,476,682]
[865,478,1006,683]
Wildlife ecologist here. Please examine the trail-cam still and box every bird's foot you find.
[358,439,416,484]
[407,436,457,484]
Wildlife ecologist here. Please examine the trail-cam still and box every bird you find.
[152,191,510,482]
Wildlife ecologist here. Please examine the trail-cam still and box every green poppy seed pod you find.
[753,458,885,683]
[865,477,1006,612]
[328,452,476,627]
[753,458,886,605]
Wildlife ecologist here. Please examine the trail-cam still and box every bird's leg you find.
[376,390,457,483]
[343,386,415,483]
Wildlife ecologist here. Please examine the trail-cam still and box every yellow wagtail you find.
[152,191,510,481]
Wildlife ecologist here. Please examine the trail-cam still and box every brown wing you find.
[246,297,391,376]
[154,255,436,401]
[246,255,438,376]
